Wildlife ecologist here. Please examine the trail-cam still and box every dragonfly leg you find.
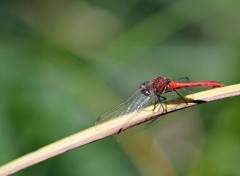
[148,96,167,125]
[117,128,123,134]
[173,89,188,105]
[159,95,167,113]
[153,95,166,111]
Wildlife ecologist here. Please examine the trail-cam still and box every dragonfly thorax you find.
[140,77,171,97]
[151,77,171,96]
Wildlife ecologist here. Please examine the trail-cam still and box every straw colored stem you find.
[0,84,240,176]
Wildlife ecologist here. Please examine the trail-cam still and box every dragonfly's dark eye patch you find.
[141,89,151,96]
[140,81,151,96]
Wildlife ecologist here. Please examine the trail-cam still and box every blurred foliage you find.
[0,0,240,175]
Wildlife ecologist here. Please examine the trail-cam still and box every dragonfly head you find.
[140,81,151,96]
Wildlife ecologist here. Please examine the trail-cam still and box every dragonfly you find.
[95,76,224,133]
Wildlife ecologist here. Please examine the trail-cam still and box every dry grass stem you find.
[0,84,240,176]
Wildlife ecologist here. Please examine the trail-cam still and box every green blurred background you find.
[0,0,240,175]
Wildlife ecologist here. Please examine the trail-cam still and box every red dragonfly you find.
[96,76,224,132]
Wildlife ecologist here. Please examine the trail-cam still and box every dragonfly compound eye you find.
[140,81,151,96]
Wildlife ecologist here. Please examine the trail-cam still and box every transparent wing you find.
[95,89,156,126]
